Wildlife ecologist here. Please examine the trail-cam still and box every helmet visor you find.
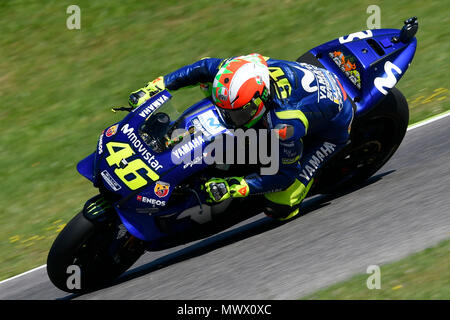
[216,97,262,128]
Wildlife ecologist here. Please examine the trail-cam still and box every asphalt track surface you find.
[1,114,449,300]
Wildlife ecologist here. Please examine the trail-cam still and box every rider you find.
[128,54,354,220]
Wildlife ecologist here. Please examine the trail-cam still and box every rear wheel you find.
[312,87,409,194]
[47,211,144,293]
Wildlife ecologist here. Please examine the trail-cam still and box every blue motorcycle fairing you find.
[77,152,96,183]
[307,28,417,117]
[77,90,235,241]
[115,193,203,241]
[114,99,235,241]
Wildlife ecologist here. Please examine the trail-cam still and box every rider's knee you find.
[263,199,299,221]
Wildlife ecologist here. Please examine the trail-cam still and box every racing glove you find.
[128,76,166,108]
[203,177,250,203]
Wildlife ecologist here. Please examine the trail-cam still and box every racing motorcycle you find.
[47,17,418,293]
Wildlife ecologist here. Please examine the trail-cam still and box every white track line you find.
[0,264,47,285]
[1,109,450,285]
[407,110,450,131]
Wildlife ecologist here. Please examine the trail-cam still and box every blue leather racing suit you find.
[163,56,354,219]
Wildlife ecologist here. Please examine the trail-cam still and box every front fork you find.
[83,194,115,223]
[82,194,144,263]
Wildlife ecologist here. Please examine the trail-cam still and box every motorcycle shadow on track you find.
[59,169,394,300]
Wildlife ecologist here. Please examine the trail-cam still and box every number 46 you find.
[105,142,159,190]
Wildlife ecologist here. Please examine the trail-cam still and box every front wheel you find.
[46,211,144,293]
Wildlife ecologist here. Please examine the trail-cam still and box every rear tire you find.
[312,87,409,194]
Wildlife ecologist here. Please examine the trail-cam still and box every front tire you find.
[47,211,144,293]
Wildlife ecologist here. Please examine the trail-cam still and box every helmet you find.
[212,54,270,128]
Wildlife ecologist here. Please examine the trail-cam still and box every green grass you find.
[303,239,450,299]
[0,0,449,281]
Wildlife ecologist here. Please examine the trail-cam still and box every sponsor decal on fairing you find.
[154,181,170,198]
[120,124,163,171]
[137,195,166,206]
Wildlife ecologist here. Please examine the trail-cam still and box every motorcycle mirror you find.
[393,16,418,43]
